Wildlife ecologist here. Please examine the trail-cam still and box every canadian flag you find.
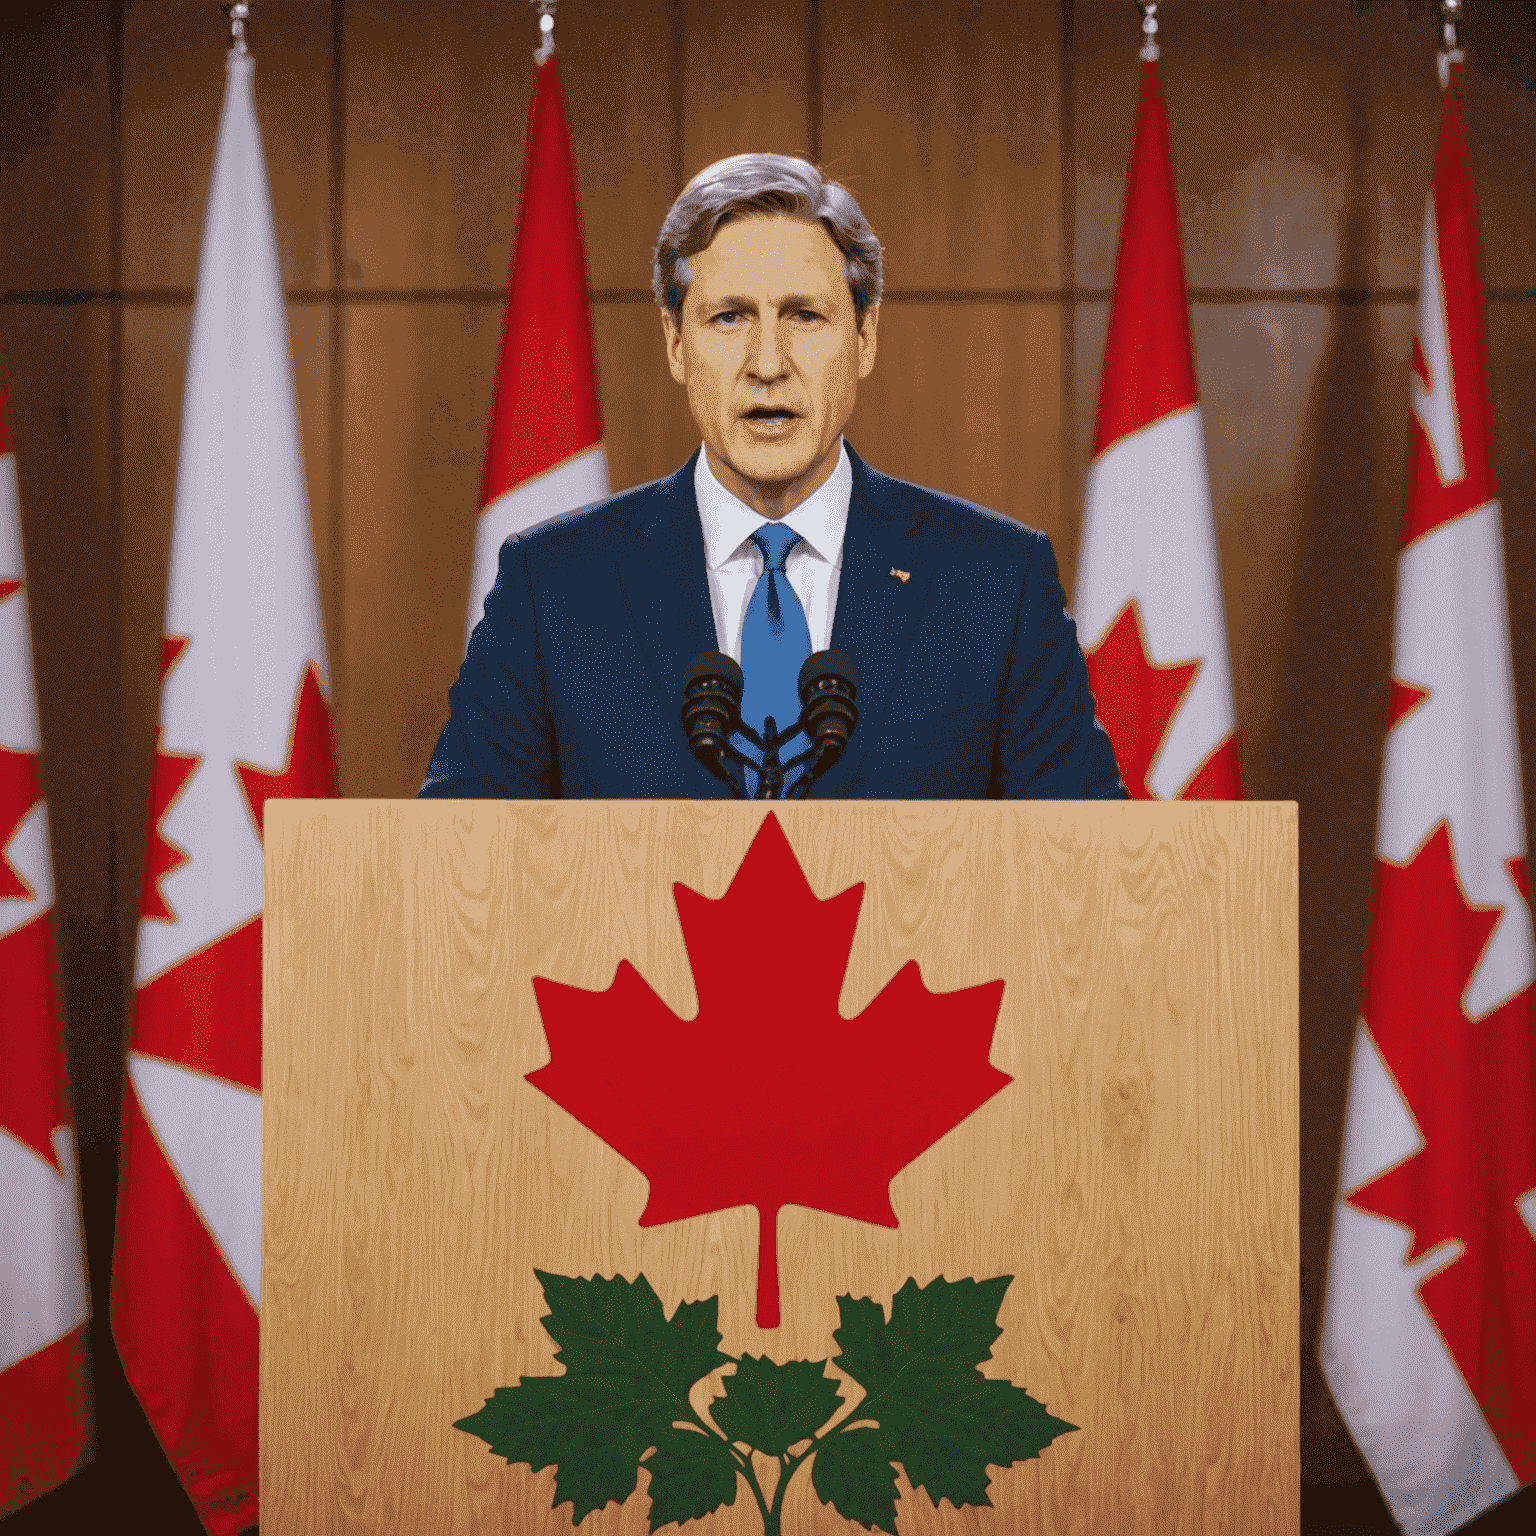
[1074,51,1244,801]
[465,52,607,647]
[1319,57,1536,1535]
[111,46,336,1535]
[0,350,90,1513]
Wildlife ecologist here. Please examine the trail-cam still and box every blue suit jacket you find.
[419,445,1125,800]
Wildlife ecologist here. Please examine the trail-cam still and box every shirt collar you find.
[694,438,852,571]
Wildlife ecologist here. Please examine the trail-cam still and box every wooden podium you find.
[262,801,1298,1534]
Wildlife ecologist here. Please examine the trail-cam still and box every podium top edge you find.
[263,799,1300,816]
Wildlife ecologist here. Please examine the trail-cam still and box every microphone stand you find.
[707,716,829,801]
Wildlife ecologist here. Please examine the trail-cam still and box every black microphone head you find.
[797,649,858,701]
[680,652,744,780]
[684,651,744,698]
[796,649,859,771]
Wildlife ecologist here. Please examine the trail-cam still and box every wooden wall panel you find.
[264,800,1299,1536]
[343,1,528,290]
[847,301,1064,547]
[559,0,676,293]
[1461,1,1536,291]
[1076,1,1431,293]
[822,0,1062,291]
[340,300,498,798]
[681,0,811,177]
[0,2,111,293]
[122,0,334,290]
[592,299,699,494]
[1075,0,1535,297]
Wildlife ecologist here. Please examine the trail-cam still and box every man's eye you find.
[712,310,740,324]
[795,310,822,323]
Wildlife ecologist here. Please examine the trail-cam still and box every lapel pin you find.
[889,567,911,584]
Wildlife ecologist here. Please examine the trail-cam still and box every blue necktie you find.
[737,523,812,795]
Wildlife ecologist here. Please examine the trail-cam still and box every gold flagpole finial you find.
[1135,3,1160,63]
[531,1,558,64]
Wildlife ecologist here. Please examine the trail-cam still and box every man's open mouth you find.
[742,407,799,422]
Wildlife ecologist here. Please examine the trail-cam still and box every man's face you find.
[662,215,878,511]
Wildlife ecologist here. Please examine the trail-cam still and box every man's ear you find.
[856,304,879,380]
[661,308,687,385]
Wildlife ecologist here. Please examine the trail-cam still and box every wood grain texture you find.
[263,800,1297,1534]
[820,0,1062,291]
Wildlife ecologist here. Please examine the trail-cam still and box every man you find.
[420,154,1124,800]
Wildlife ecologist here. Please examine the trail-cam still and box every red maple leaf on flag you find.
[0,574,67,1172]
[0,576,41,901]
[526,814,1012,1329]
[139,635,200,922]
[1084,598,1199,799]
[1347,822,1536,1480]
[232,660,336,837]
[1385,677,1432,734]
[0,742,42,901]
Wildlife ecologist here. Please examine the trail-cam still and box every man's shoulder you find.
[506,457,695,568]
[849,448,1050,560]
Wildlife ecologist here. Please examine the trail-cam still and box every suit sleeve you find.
[418,534,559,798]
[995,533,1127,800]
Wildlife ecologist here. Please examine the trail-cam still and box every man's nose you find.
[748,320,789,381]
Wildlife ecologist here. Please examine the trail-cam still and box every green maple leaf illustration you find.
[453,1270,731,1524]
[810,1425,903,1534]
[712,1354,846,1456]
[824,1275,1078,1523]
[456,1272,1076,1535]
[644,1426,739,1530]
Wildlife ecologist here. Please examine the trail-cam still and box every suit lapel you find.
[821,444,934,792]
[615,452,719,712]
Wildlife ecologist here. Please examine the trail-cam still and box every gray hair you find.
[652,154,884,324]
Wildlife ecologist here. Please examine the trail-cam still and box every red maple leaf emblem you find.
[1348,823,1536,1481]
[232,660,336,837]
[139,636,200,922]
[527,814,1012,1329]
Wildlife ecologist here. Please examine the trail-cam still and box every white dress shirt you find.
[693,438,851,661]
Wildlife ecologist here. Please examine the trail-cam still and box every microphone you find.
[681,652,745,790]
[796,650,859,776]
